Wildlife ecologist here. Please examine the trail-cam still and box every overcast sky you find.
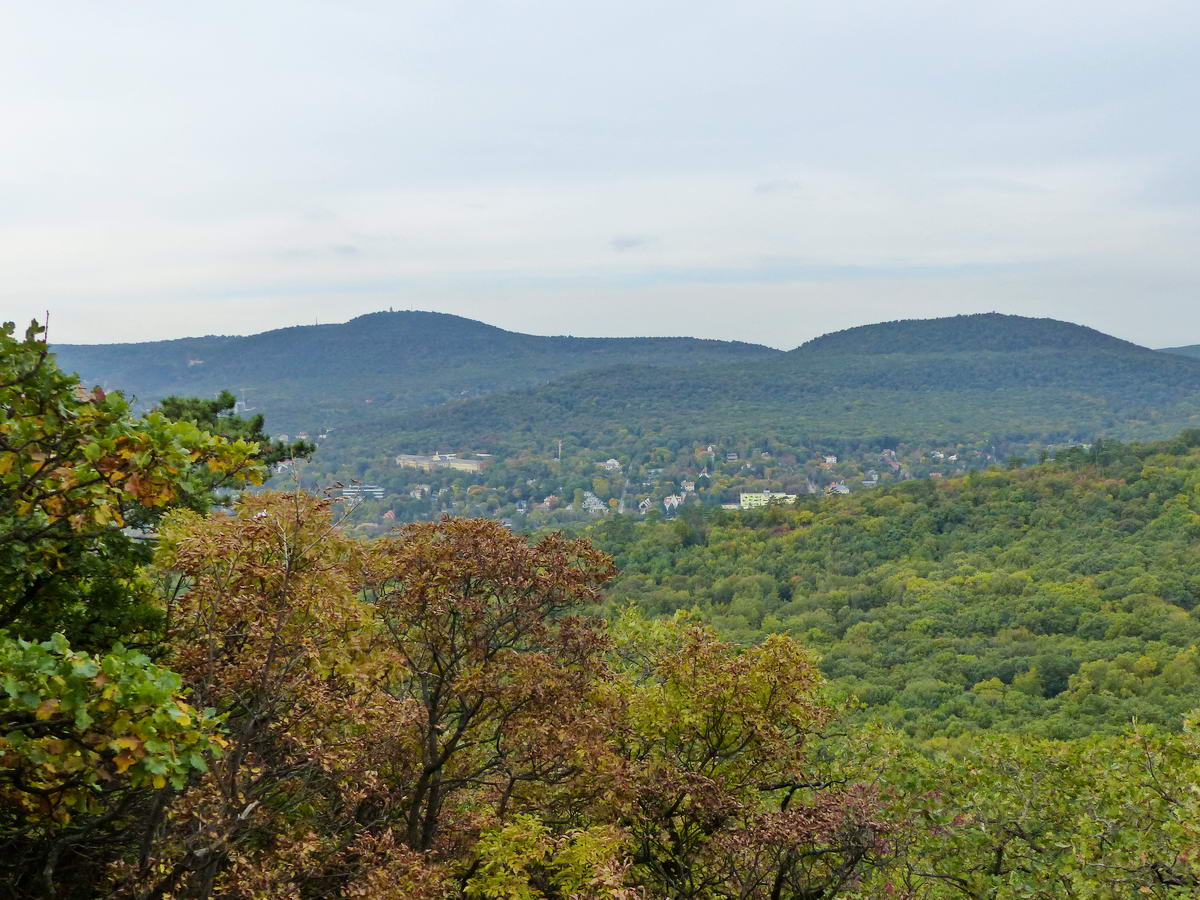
[4,1,1200,349]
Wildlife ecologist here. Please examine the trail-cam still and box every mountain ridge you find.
[51,309,780,431]
[347,313,1200,454]
[50,310,1200,458]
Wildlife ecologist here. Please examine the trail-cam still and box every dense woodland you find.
[589,435,1200,738]
[8,320,1200,897]
[323,312,1200,460]
[367,336,1200,456]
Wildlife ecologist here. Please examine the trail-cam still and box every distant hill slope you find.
[1160,344,1200,360]
[51,310,780,432]
[355,313,1200,453]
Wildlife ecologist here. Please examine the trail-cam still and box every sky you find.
[4,1,1200,349]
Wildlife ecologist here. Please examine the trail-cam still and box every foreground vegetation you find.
[6,321,1200,897]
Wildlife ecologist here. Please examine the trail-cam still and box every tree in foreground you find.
[0,319,263,897]
[0,320,264,648]
[610,614,888,898]
[156,391,314,468]
[100,496,888,898]
[115,492,418,898]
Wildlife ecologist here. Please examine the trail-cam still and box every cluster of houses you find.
[374,442,990,526]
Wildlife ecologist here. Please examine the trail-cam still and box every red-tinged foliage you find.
[111,492,421,899]
[1,319,264,649]
[361,519,622,857]
[610,618,888,897]
[8,491,892,899]
[709,787,888,898]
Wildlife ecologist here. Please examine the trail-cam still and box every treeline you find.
[6,321,1200,897]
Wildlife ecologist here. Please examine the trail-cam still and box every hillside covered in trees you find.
[50,310,778,433]
[588,433,1200,739]
[9,318,1200,897]
[1160,343,1200,360]
[358,313,1200,457]
[55,311,1200,467]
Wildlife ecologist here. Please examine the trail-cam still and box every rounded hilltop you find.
[793,312,1144,355]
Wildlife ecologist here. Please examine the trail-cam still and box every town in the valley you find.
[274,431,1085,533]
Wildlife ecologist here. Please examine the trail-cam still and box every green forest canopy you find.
[589,433,1200,740]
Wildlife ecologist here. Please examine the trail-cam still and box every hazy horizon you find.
[5,2,1200,348]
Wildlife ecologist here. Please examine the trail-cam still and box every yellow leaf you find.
[113,752,137,774]
[35,699,61,720]
[151,774,166,789]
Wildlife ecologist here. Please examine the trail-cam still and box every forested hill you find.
[53,311,1200,460]
[1160,343,1200,360]
[50,310,779,431]
[795,312,1140,355]
[360,313,1200,453]
[587,432,1200,740]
